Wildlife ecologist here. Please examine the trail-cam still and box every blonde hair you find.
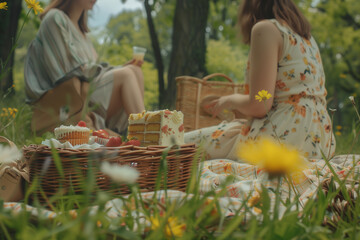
[40,0,89,33]
[238,0,311,44]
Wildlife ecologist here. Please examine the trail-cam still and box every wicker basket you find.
[23,144,198,203]
[176,73,245,132]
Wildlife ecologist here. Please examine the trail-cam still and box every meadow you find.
[1,91,360,240]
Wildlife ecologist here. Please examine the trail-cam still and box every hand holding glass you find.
[133,46,147,65]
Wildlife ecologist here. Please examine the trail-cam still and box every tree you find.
[165,0,210,108]
[0,0,22,95]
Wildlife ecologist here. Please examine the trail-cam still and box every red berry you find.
[93,129,110,139]
[125,139,141,146]
[77,120,87,127]
[105,136,122,147]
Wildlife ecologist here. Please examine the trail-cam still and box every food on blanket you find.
[77,120,87,127]
[122,139,141,146]
[54,125,90,146]
[93,129,110,139]
[127,110,184,146]
[92,129,110,145]
[105,136,122,147]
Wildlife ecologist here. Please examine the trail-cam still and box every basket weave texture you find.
[176,73,245,132]
[23,144,197,202]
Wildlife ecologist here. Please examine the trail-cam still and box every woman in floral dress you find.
[185,0,335,160]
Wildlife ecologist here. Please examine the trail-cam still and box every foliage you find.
[303,0,360,128]
[206,38,247,82]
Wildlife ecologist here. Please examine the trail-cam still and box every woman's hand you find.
[204,95,233,118]
[124,59,144,67]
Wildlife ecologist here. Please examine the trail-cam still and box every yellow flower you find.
[255,90,272,102]
[150,216,186,239]
[335,131,341,136]
[339,74,347,79]
[336,125,342,130]
[25,0,44,15]
[0,2,8,10]
[237,137,307,176]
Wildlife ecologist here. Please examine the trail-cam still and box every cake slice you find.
[128,110,185,146]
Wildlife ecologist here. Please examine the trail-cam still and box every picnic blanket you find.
[3,155,360,222]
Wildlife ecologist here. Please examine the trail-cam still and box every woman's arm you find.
[208,20,283,118]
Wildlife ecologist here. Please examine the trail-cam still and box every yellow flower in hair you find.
[0,2,8,10]
[25,0,43,15]
[255,90,272,102]
[237,137,307,177]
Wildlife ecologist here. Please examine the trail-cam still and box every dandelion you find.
[247,191,261,207]
[335,131,341,136]
[150,216,186,239]
[349,96,355,105]
[255,90,272,102]
[336,125,342,131]
[0,2,8,10]
[237,137,307,177]
[349,95,360,121]
[0,145,22,165]
[100,162,139,184]
[339,74,347,79]
[25,0,44,15]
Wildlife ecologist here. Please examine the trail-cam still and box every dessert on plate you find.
[127,110,185,147]
[54,122,90,146]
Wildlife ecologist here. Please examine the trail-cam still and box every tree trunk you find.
[165,0,210,108]
[144,0,165,109]
[0,0,22,95]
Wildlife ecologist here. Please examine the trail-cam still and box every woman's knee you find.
[113,67,133,81]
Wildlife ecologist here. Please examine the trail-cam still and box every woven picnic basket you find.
[23,144,198,203]
[176,73,245,132]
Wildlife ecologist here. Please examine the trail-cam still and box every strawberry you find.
[105,136,122,147]
[124,139,141,146]
[77,120,87,127]
[93,129,110,139]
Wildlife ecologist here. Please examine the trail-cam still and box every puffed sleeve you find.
[25,9,100,103]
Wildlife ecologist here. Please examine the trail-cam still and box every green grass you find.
[1,93,360,239]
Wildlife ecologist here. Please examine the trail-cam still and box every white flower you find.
[0,145,21,165]
[101,162,139,184]
[349,96,355,104]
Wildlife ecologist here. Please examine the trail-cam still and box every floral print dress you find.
[185,19,336,160]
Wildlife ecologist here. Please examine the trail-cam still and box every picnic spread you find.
[1,109,360,224]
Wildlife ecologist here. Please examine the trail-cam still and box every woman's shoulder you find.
[251,20,282,40]
[42,8,69,28]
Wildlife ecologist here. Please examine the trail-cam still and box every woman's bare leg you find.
[106,66,145,121]
[126,64,144,99]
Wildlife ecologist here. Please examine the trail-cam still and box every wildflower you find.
[336,125,342,130]
[335,131,341,136]
[25,0,44,15]
[237,137,307,177]
[247,191,261,207]
[339,74,347,79]
[0,145,22,165]
[0,2,8,10]
[328,108,337,113]
[150,216,186,239]
[100,162,139,184]
[255,90,272,102]
[349,96,355,105]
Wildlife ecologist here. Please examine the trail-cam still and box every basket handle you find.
[0,136,16,148]
[202,73,234,83]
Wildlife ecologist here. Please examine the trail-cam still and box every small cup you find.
[133,46,147,63]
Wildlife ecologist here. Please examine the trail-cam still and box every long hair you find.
[40,0,89,33]
[238,0,311,44]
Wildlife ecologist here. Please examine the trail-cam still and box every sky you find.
[88,0,143,30]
